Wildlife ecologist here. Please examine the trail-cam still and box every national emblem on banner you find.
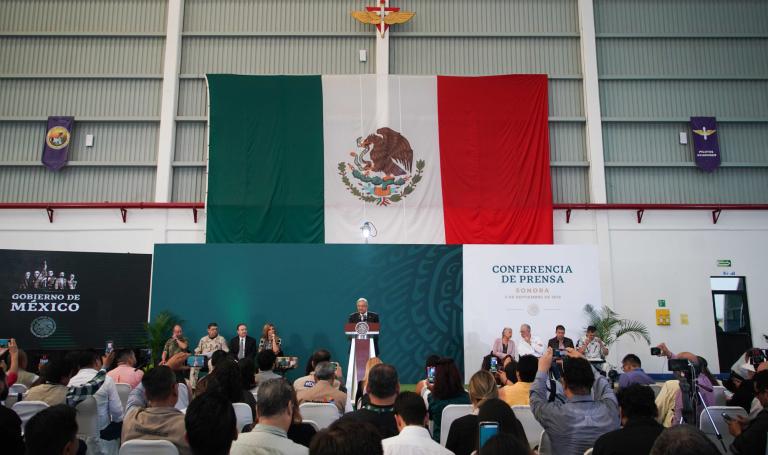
[338,127,425,206]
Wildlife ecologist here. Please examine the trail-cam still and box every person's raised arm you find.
[530,347,559,428]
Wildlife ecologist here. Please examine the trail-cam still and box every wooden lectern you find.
[344,322,379,401]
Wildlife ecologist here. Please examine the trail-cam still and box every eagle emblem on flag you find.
[338,127,425,206]
[46,126,71,150]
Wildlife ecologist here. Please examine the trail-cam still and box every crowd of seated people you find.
[4,322,768,455]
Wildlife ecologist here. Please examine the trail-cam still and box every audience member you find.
[106,349,143,389]
[649,424,719,455]
[727,350,768,413]
[26,357,71,405]
[161,324,190,364]
[67,350,123,441]
[618,354,655,389]
[207,358,257,420]
[310,419,383,455]
[446,370,498,455]
[593,384,664,455]
[254,349,281,386]
[14,349,39,387]
[239,357,258,393]
[185,391,238,455]
[122,365,190,454]
[383,391,452,455]
[355,357,383,409]
[427,358,470,442]
[655,343,716,425]
[23,404,81,455]
[576,326,609,360]
[517,324,545,358]
[413,354,441,397]
[230,378,308,455]
[492,327,517,361]
[339,363,400,439]
[728,369,768,454]
[295,349,334,391]
[195,322,229,356]
[194,349,230,396]
[499,354,537,406]
[287,388,318,447]
[547,325,575,350]
[124,352,191,414]
[229,323,257,361]
[1,338,20,386]
[0,368,24,455]
[530,347,619,454]
[478,433,531,455]
[297,361,347,414]
[475,398,528,453]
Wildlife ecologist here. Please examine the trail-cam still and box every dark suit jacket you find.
[228,335,257,359]
[593,417,664,455]
[348,311,379,324]
[547,336,574,350]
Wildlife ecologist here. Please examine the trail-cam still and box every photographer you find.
[654,343,717,426]
[726,349,768,413]
[728,370,768,454]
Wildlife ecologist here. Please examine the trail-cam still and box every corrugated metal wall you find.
[2,0,765,204]
[595,0,768,203]
[0,0,165,202]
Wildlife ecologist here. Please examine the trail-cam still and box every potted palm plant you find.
[582,304,651,348]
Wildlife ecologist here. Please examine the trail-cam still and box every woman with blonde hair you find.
[355,357,383,409]
[258,322,283,355]
[445,370,499,455]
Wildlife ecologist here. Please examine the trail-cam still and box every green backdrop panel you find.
[150,244,463,384]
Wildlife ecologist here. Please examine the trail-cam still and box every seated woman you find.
[445,370,498,455]
[355,357,382,409]
[492,327,517,361]
[425,357,471,443]
[258,323,283,356]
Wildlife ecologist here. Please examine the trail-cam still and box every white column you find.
[578,0,614,310]
[154,0,185,202]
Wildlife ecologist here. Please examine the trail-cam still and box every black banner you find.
[0,249,151,350]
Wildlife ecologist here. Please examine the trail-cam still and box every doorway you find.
[711,276,753,372]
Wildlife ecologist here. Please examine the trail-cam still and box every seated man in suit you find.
[547,324,575,351]
[348,297,380,355]
[229,323,257,361]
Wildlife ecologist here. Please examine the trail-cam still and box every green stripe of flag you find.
[206,75,325,243]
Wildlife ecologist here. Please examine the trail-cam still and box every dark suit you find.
[347,312,380,355]
[228,335,257,360]
[547,336,574,350]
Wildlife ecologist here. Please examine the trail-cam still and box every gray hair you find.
[314,361,336,381]
[256,379,293,418]
[520,324,531,331]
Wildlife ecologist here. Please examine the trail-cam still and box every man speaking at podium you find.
[348,297,380,355]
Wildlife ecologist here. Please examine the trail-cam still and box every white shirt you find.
[68,368,123,430]
[383,426,454,455]
[516,336,545,358]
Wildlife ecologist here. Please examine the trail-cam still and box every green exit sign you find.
[717,260,732,267]
[658,300,666,307]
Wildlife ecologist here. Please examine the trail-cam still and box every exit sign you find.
[717,260,732,267]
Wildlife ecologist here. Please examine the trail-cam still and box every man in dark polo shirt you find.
[593,384,663,455]
[338,363,399,439]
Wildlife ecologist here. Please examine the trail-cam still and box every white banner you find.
[462,245,602,379]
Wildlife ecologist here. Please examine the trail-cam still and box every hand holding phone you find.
[478,421,499,448]
[105,340,114,355]
[721,412,734,423]
[490,357,498,373]
[650,347,661,356]
[426,366,436,385]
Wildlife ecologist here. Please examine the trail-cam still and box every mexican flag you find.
[205,74,552,244]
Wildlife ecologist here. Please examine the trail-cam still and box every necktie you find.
[239,338,245,359]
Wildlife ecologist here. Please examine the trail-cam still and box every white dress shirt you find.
[516,336,545,358]
[383,425,454,455]
[68,368,123,430]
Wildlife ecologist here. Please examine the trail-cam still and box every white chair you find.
[75,396,100,438]
[303,419,320,431]
[698,406,747,453]
[649,383,662,397]
[511,405,545,449]
[439,404,473,446]
[12,401,49,432]
[115,383,132,410]
[584,449,593,455]
[299,402,340,430]
[233,402,254,432]
[713,385,727,406]
[119,439,179,455]
[8,383,28,395]
[538,430,553,455]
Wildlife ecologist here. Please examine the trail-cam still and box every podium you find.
[344,322,379,401]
